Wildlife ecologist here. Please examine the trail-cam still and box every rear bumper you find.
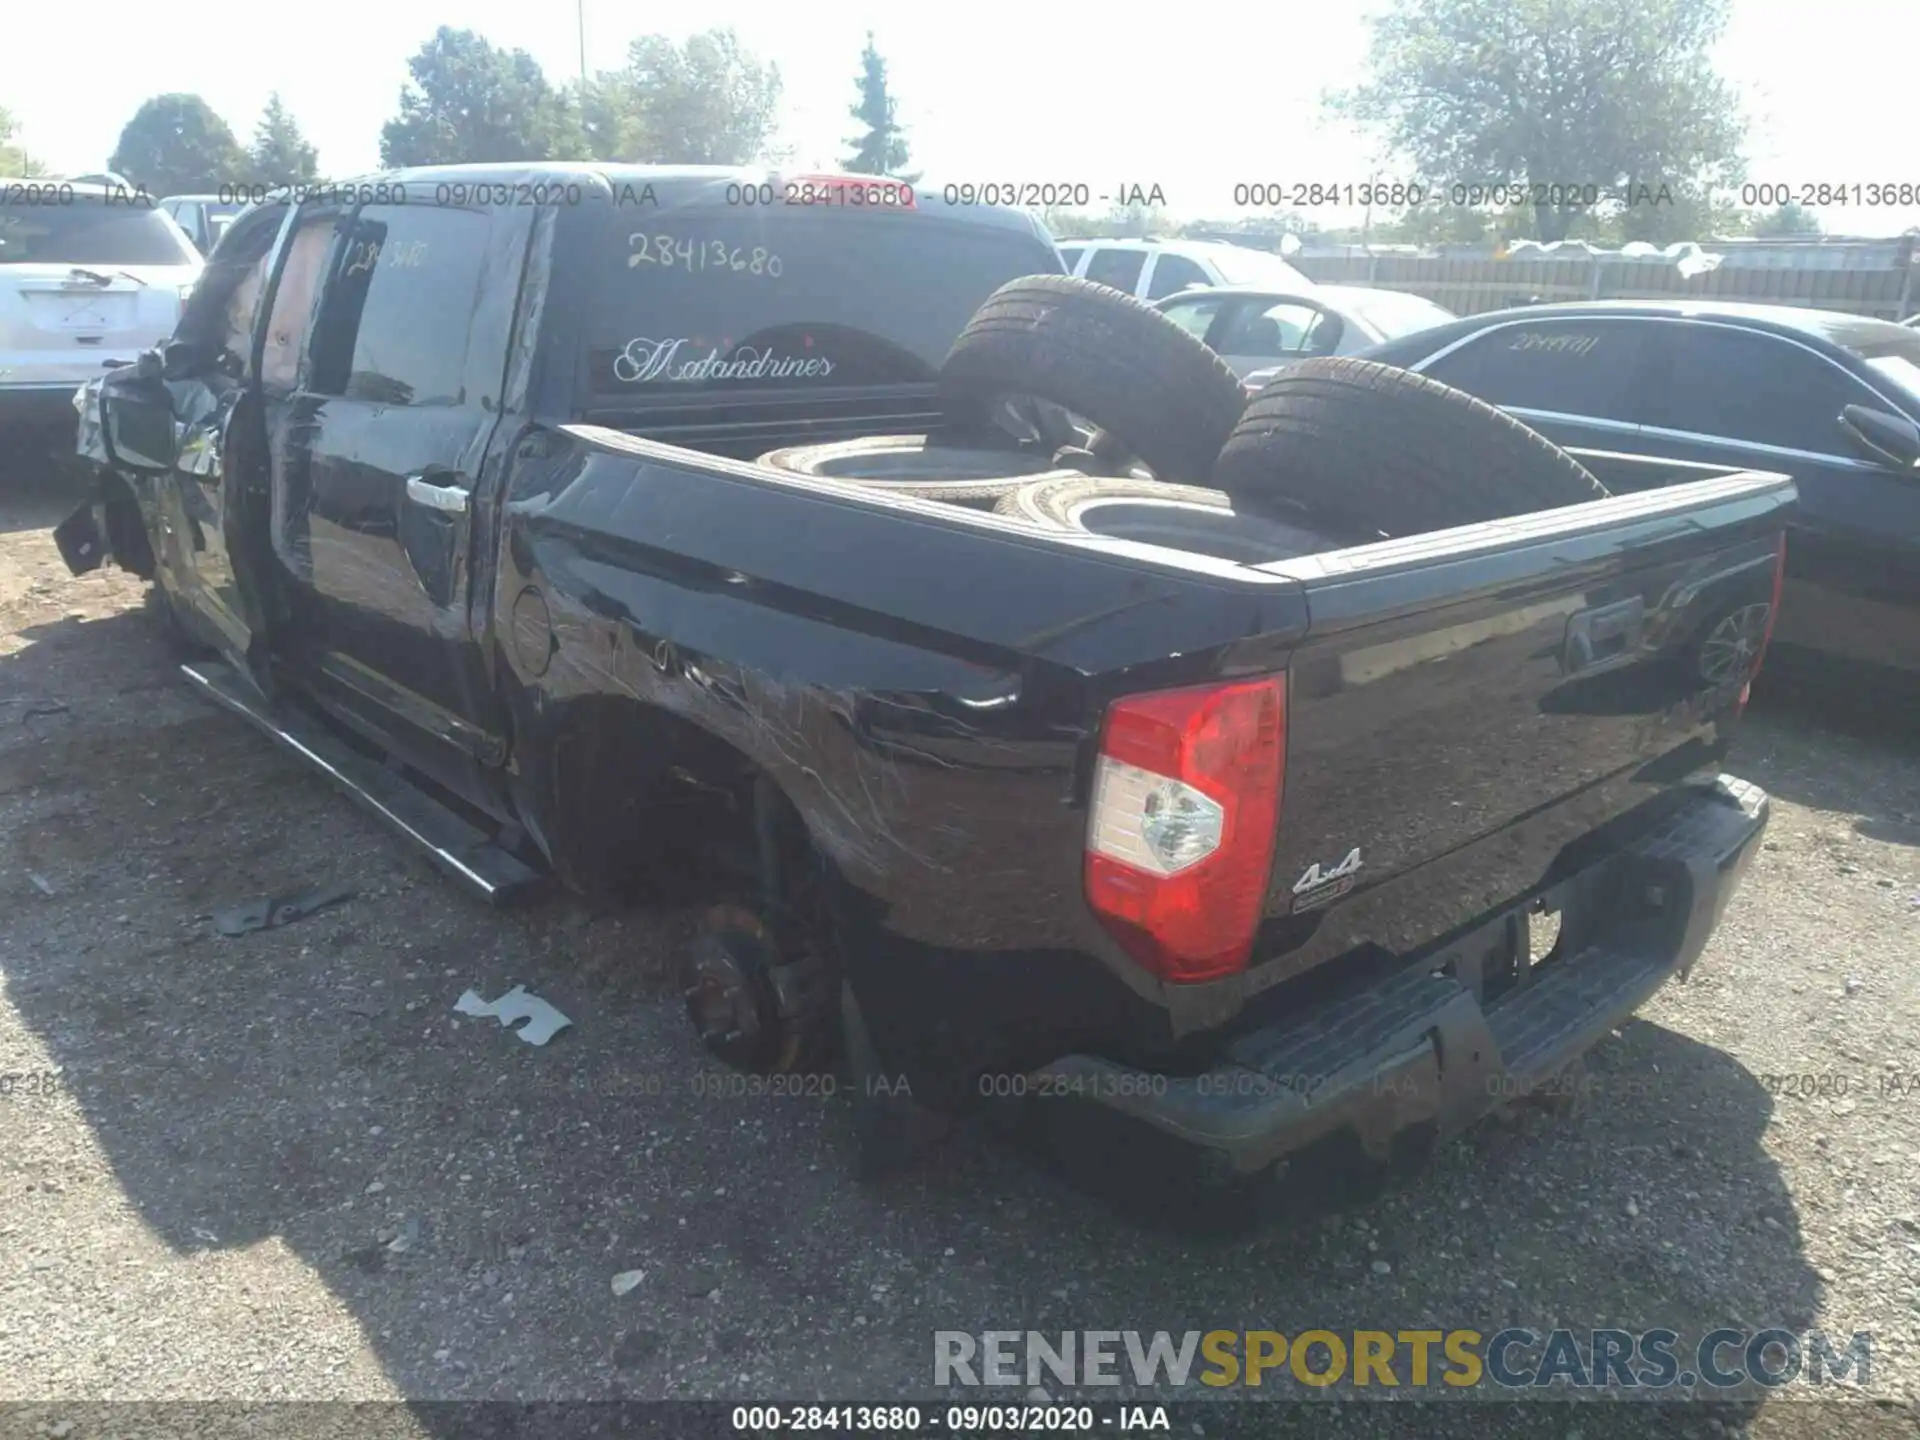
[1036,774,1769,1176]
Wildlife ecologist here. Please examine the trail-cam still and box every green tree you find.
[1042,201,1179,242]
[109,94,246,195]
[1040,205,1101,240]
[1,106,49,177]
[1363,202,1492,246]
[247,93,319,184]
[1178,213,1317,242]
[1099,200,1177,238]
[1748,201,1822,237]
[1331,0,1746,244]
[380,27,585,167]
[583,28,781,165]
[843,32,913,178]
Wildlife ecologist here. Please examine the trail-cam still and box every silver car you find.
[1154,283,1456,380]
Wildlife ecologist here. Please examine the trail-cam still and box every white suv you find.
[1,181,202,459]
[1054,237,1317,303]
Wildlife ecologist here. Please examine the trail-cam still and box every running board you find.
[180,660,546,906]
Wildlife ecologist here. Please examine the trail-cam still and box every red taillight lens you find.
[1084,676,1286,983]
[1738,532,1788,712]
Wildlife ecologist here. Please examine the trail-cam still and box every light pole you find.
[577,0,588,88]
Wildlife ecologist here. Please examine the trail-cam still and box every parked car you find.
[1054,236,1317,304]
[158,194,247,256]
[0,180,201,465]
[61,165,1786,1202]
[1159,284,1456,377]
[1357,300,1920,706]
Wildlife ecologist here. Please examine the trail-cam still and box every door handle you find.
[406,475,469,514]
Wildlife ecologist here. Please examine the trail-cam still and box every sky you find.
[5,0,1919,235]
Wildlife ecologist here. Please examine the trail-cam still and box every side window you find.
[174,203,201,243]
[1056,245,1084,274]
[1145,254,1211,301]
[262,216,340,393]
[1160,295,1230,341]
[1083,247,1146,294]
[1659,326,1874,454]
[307,205,491,407]
[1216,301,1334,359]
[1423,321,1653,422]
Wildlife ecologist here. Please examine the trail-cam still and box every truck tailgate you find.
[1246,470,1794,990]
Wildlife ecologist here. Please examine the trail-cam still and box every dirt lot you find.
[2,467,1918,1439]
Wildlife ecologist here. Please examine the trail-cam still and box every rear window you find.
[577,212,1061,398]
[0,195,199,267]
[1337,288,1455,339]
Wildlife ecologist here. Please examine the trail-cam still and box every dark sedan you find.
[1359,300,1920,707]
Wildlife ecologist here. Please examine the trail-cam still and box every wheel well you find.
[544,696,834,946]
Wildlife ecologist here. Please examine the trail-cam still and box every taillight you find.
[1084,676,1286,983]
[1738,532,1788,712]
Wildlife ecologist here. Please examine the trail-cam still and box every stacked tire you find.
[754,435,1080,508]
[936,276,1250,486]
[758,273,1610,546]
[1212,357,1609,539]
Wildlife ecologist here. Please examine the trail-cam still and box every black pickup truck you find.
[58,163,1790,1199]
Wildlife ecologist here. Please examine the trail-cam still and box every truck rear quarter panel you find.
[490,427,1310,1085]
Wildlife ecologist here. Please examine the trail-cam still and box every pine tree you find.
[843,33,914,179]
[248,93,320,184]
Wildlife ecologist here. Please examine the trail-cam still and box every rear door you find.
[0,191,199,387]
[1414,316,1661,464]
[1633,321,1920,684]
[267,199,528,801]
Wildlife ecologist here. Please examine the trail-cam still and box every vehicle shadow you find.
[0,453,89,534]
[0,620,1822,1423]
[1732,692,1920,827]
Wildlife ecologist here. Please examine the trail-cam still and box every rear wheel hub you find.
[681,908,838,1074]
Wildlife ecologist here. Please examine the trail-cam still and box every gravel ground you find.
[1,467,1918,1440]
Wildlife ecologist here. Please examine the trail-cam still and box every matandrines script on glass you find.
[611,336,837,385]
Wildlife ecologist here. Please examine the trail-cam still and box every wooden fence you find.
[1291,249,1919,321]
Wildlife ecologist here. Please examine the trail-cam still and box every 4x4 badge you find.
[1292,847,1363,910]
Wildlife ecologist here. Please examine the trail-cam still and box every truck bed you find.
[499,424,1791,1074]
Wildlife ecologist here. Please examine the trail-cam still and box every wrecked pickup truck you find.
[59,162,1791,1199]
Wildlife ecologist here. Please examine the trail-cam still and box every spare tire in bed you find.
[1213,357,1609,539]
[993,476,1358,565]
[756,435,1081,505]
[938,276,1249,485]
[991,474,1230,526]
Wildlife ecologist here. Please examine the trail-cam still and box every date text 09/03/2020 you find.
[729,1405,1167,1433]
